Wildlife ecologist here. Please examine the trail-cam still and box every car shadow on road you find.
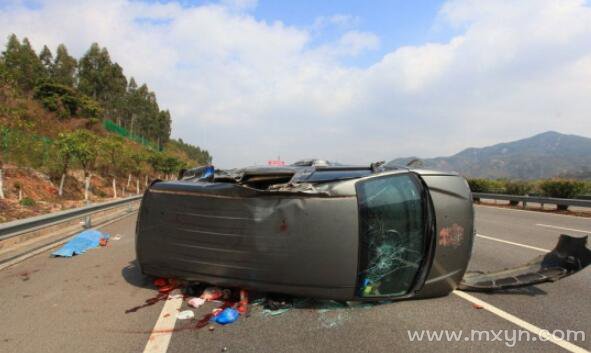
[121,259,153,289]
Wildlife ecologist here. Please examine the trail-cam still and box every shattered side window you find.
[356,174,426,298]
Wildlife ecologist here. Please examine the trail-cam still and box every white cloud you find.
[1,0,591,167]
[312,14,360,31]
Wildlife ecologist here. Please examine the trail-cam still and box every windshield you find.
[356,173,426,298]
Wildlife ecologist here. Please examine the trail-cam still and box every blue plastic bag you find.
[214,308,240,325]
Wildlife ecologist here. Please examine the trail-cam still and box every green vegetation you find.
[538,180,587,199]
[19,197,35,207]
[467,178,591,209]
[0,33,212,201]
[467,178,505,193]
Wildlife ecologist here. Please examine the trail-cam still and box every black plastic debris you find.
[459,234,591,291]
[263,294,294,311]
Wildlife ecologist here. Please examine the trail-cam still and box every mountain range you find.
[387,131,591,179]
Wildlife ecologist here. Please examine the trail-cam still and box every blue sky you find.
[2,0,591,167]
[254,0,454,66]
[150,0,457,67]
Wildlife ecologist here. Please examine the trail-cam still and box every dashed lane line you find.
[142,291,183,353]
[535,224,591,234]
[453,291,590,353]
[476,234,550,253]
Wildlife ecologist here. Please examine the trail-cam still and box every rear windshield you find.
[356,173,426,298]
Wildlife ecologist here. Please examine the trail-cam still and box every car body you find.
[135,161,475,301]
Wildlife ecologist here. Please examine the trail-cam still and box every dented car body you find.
[135,161,590,300]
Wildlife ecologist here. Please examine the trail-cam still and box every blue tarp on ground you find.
[52,229,110,257]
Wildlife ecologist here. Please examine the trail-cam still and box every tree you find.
[78,43,127,121]
[52,44,77,87]
[78,43,110,100]
[98,135,124,198]
[0,54,7,85]
[69,130,98,201]
[0,147,4,199]
[160,155,184,180]
[129,149,147,194]
[2,34,22,87]
[104,62,127,122]
[39,45,53,77]
[54,132,77,196]
[156,110,172,149]
[3,36,45,91]
[168,138,212,165]
[33,82,79,117]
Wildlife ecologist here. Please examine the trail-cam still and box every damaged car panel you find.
[136,161,476,301]
[136,183,361,299]
[136,160,590,301]
[459,234,591,291]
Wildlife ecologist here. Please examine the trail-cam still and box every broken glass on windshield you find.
[356,174,426,298]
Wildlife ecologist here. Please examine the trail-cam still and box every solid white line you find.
[142,291,183,353]
[453,291,590,353]
[536,223,591,234]
[476,234,550,253]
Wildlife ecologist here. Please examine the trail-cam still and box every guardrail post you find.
[127,202,132,213]
[522,201,526,209]
[83,214,92,229]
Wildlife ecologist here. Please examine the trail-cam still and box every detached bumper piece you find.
[458,234,591,292]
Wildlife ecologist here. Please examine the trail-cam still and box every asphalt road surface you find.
[0,205,589,353]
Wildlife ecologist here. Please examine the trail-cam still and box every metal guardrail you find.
[0,195,143,241]
[472,192,591,208]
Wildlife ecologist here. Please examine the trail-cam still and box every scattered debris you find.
[183,283,203,297]
[208,325,215,332]
[52,229,110,257]
[472,304,484,310]
[201,287,223,301]
[156,279,178,293]
[214,308,239,325]
[177,310,195,320]
[153,278,168,287]
[99,237,108,247]
[113,234,122,241]
[318,311,350,329]
[187,297,206,309]
[263,295,293,311]
[237,289,249,314]
[262,308,290,317]
[19,272,30,281]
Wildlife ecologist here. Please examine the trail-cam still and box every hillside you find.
[0,34,211,221]
[387,131,591,179]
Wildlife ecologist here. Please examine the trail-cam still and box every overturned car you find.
[135,160,590,301]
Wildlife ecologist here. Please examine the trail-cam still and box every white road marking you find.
[142,291,183,353]
[453,291,590,353]
[536,223,591,234]
[476,234,550,253]
[475,204,589,220]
